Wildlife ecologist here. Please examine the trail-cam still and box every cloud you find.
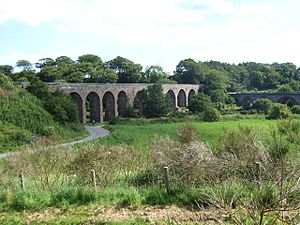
[1,0,300,72]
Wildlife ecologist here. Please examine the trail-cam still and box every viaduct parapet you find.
[230,92,300,106]
[48,83,203,123]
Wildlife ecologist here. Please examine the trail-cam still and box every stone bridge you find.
[231,92,300,106]
[48,83,203,123]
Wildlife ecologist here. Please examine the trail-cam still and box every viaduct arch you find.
[231,92,300,107]
[49,83,203,123]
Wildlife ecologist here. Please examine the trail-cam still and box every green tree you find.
[252,98,273,114]
[0,65,13,76]
[144,65,171,83]
[188,93,214,113]
[26,78,51,101]
[16,59,33,71]
[143,84,170,118]
[76,54,103,79]
[267,103,291,120]
[174,58,204,84]
[105,56,142,83]
[35,58,55,69]
[45,90,79,124]
[203,107,220,122]
[38,66,61,82]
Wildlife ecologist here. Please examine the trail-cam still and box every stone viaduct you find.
[231,92,300,106]
[48,83,203,123]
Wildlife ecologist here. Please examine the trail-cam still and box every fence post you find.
[19,172,25,190]
[164,166,170,194]
[91,169,97,189]
[255,162,261,186]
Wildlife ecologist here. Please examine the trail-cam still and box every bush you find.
[177,124,196,144]
[149,136,221,185]
[267,103,291,120]
[252,98,273,114]
[218,127,270,181]
[68,144,143,187]
[0,72,14,90]
[291,105,300,114]
[203,107,220,122]
[188,93,213,113]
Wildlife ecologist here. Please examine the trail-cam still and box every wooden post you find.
[91,169,97,189]
[255,162,261,185]
[19,172,25,190]
[164,166,170,194]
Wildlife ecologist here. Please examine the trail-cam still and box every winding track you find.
[0,126,110,159]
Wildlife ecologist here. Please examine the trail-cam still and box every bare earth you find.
[25,205,230,224]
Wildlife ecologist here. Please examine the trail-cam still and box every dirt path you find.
[0,126,110,159]
[25,205,229,224]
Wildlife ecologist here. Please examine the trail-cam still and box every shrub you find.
[218,127,270,181]
[267,103,291,120]
[252,98,273,114]
[0,72,14,90]
[203,107,220,122]
[149,136,221,185]
[291,105,300,114]
[68,144,143,187]
[177,124,196,144]
[188,93,213,113]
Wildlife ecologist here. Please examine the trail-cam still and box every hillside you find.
[0,73,87,152]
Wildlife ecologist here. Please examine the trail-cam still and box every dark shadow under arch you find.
[133,90,146,116]
[278,96,298,107]
[177,89,186,107]
[70,92,84,123]
[117,91,128,116]
[166,90,176,111]
[86,92,101,123]
[103,91,115,121]
[188,89,196,105]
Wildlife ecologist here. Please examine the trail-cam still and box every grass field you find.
[93,119,276,150]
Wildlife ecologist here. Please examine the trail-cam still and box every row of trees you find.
[0,55,173,84]
[173,59,300,92]
[1,55,300,93]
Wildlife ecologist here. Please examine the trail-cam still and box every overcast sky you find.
[0,0,300,73]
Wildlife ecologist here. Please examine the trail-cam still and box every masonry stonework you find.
[48,83,203,123]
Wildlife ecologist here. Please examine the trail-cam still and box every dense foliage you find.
[3,54,300,94]
[143,84,170,118]
[0,73,84,151]
[26,78,79,125]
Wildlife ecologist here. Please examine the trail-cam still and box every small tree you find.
[203,107,221,122]
[252,98,273,114]
[291,105,300,114]
[267,103,291,120]
[144,84,170,118]
[188,93,213,113]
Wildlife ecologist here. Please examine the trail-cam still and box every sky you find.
[0,0,300,73]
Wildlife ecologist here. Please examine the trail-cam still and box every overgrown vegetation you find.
[1,120,300,224]
[0,73,86,152]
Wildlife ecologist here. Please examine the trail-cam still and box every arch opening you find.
[70,92,84,123]
[278,96,298,107]
[86,92,101,123]
[133,90,146,116]
[166,90,176,111]
[188,89,196,105]
[177,89,186,107]
[117,91,128,116]
[103,91,115,121]
[241,96,253,110]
